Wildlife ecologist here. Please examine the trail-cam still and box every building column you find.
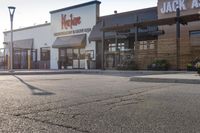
[28,50,31,69]
[7,55,10,70]
[101,20,105,70]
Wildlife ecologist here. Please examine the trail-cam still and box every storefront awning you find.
[102,13,200,32]
[89,21,102,41]
[14,39,33,49]
[5,39,33,49]
[52,34,86,48]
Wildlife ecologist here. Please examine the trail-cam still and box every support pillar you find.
[28,50,31,70]
[176,8,180,70]
[101,20,105,70]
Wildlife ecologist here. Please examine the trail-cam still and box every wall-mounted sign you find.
[61,14,81,29]
[160,0,200,14]
[54,28,91,36]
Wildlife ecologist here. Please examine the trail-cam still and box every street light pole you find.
[176,8,180,70]
[8,6,16,72]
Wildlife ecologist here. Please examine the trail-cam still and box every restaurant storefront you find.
[89,0,200,70]
[52,34,86,69]
[3,0,200,70]
[89,7,159,70]
[49,1,100,69]
[3,1,100,70]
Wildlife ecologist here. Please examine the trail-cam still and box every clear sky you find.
[0,0,157,48]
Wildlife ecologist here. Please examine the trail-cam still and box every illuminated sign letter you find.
[192,0,200,8]
[166,2,172,13]
[172,0,179,11]
[61,14,81,30]
[161,2,166,14]
[61,14,67,29]
[179,0,186,10]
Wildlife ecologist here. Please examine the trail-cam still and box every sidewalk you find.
[130,73,200,84]
[1,69,199,84]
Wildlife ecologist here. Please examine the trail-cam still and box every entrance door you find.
[59,48,85,69]
[14,49,28,69]
[21,50,28,69]
[73,49,79,69]
[14,49,21,69]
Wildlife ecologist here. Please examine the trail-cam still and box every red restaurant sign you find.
[61,14,81,29]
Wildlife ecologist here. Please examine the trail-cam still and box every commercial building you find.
[3,1,100,69]
[2,0,200,70]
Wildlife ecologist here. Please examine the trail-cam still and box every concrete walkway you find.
[0,69,199,84]
[130,73,200,84]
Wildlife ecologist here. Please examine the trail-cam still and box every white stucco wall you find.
[4,24,52,62]
[50,3,98,60]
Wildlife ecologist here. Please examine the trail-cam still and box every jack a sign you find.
[160,0,200,14]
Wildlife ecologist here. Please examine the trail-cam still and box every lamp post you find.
[176,8,180,70]
[8,6,16,72]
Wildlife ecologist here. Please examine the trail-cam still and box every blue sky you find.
[0,0,157,48]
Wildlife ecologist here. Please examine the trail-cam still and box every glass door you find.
[73,49,79,69]
[14,49,21,69]
[13,49,28,69]
[21,50,28,69]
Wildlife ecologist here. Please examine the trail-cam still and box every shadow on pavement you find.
[13,75,55,96]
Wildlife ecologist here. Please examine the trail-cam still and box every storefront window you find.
[73,49,79,59]
[118,43,125,51]
[109,43,116,52]
[31,50,37,62]
[0,49,5,69]
[190,31,200,46]
[80,49,85,59]
[13,49,28,69]
[139,40,155,50]
[67,49,73,66]
[60,49,65,57]
[41,47,50,61]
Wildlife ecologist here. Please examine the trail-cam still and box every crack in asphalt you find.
[11,91,145,117]
[1,84,178,133]
[21,116,91,133]
[9,84,175,117]
[7,84,171,114]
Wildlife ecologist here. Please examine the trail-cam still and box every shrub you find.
[195,62,200,75]
[116,60,138,70]
[188,58,200,74]
[197,68,200,75]
[148,59,169,71]
[187,63,196,71]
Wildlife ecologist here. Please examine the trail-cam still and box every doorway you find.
[14,49,28,69]
[58,48,85,69]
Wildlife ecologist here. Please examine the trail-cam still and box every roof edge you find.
[50,0,101,14]
[3,23,51,34]
[100,6,157,19]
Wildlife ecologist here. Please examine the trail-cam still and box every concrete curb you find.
[130,77,200,84]
[0,70,191,76]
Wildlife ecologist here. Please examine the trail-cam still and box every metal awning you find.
[4,39,33,49]
[89,21,102,41]
[52,34,86,48]
[102,13,200,32]
[14,39,33,49]
[89,21,130,41]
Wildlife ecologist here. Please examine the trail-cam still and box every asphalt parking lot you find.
[0,74,200,133]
